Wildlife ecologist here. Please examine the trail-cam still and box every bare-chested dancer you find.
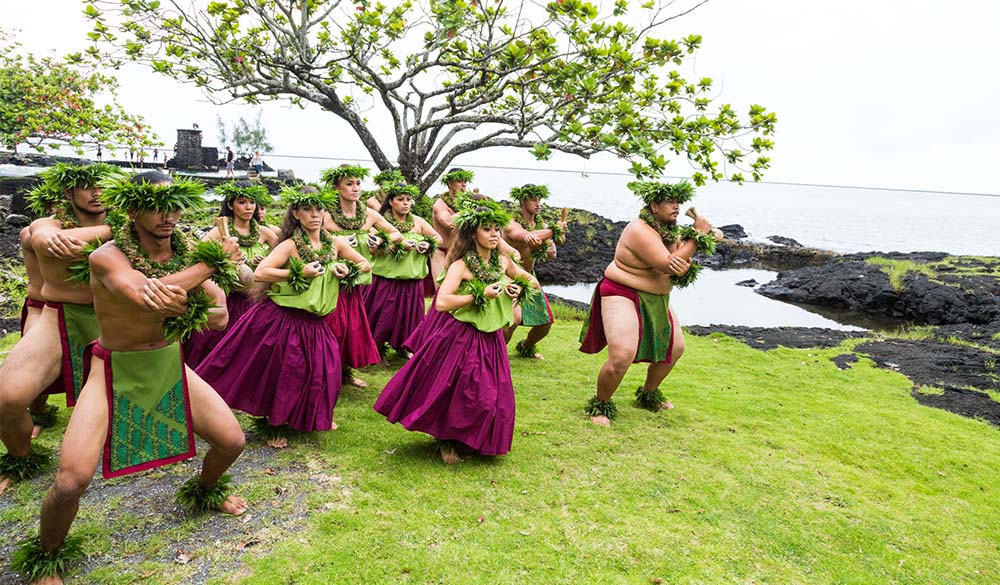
[0,163,122,495]
[12,171,248,584]
[579,180,717,426]
[502,184,568,360]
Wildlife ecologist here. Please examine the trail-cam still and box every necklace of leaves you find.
[385,211,414,234]
[113,221,191,278]
[53,204,80,229]
[292,228,337,264]
[639,207,680,247]
[517,211,553,262]
[439,192,458,212]
[463,248,503,283]
[328,201,367,231]
[228,217,260,248]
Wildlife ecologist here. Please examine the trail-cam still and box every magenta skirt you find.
[183,292,256,368]
[374,312,515,456]
[324,286,381,369]
[363,276,425,350]
[402,294,448,354]
[196,299,342,432]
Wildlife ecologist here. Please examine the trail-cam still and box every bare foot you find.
[660,400,674,410]
[345,376,368,388]
[330,420,339,431]
[32,574,62,585]
[402,350,413,359]
[31,424,42,440]
[266,437,289,449]
[0,476,12,496]
[529,352,544,360]
[589,415,611,427]
[439,444,463,465]
[216,495,248,516]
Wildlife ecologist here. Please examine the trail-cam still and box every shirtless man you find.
[430,167,474,282]
[0,163,121,494]
[502,184,567,359]
[579,180,716,426]
[19,225,58,439]
[13,172,248,584]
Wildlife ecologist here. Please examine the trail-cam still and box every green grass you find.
[865,257,936,291]
[3,323,1000,583]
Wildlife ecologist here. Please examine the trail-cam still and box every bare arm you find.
[413,217,443,245]
[200,226,221,241]
[253,240,296,283]
[32,218,112,259]
[433,200,454,230]
[90,244,165,310]
[367,209,403,243]
[202,280,229,331]
[259,226,279,248]
[435,261,475,312]
[336,238,371,272]
[503,256,538,286]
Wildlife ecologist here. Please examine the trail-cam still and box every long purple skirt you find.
[196,299,342,432]
[183,292,256,368]
[373,312,515,456]
[324,286,381,369]
[363,276,425,350]
[402,294,448,354]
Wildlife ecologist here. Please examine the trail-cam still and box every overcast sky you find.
[5,0,999,194]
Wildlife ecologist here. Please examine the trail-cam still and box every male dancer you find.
[579,180,717,426]
[12,172,247,584]
[0,163,121,494]
[502,184,567,359]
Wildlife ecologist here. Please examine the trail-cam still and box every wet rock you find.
[718,224,747,240]
[277,169,296,181]
[4,214,29,227]
[830,354,859,370]
[768,235,803,247]
[686,325,867,351]
[735,279,758,287]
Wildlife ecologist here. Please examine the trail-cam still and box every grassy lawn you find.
[2,321,999,583]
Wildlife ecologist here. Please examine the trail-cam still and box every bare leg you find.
[29,394,50,440]
[592,296,639,426]
[503,306,522,344]
[640,306,685,410]
[519,323,552,359]
[0,309,63,493]
[38,355,108,566]
[185,367,247,516]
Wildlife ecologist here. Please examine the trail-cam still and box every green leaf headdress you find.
[320,165,370,187]
[39,162,124,192]
[627,180,696,206]
[509,183,551,202]
[214,181,272,207]
[278,184,337,210]
[99,177,207,212]
[383,182,420,199]
[373,169,405,186]
[452,198,511,231]
[440,167,474,185]
[24,183,67,215]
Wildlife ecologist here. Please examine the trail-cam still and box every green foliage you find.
[338,259,365,289]
[509,183,551,202]
[511,274,538,304]
[99,177,206,212]
[216,110,273,155]
[175,474,234,513]
[628,179,696,205]
[320,165,371,187]
[30,404,60,429]
[82,1,775,192]
[161,288,214,343]
[65,238,104,285]
[452,199,512,231]
[466,278,488,310]
[0,261,27,318]
[189,239,240,293]
[249,416,292,442]
[515,339,538,358]
[373,169,406,186]
[214,181,272,206]
[585,395,619,419]
[11,535,85,581]
[865,257,936,291]
[634,385,666,411]
[0,447,52,482]
[277,184,337,210]
[678,225,717,256]
[0,28,159,155]
[285,256,309,293]
[670,261,701,288]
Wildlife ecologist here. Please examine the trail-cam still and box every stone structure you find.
[170,129,218,170]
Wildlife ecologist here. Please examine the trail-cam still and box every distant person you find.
[579,180,717,426]
[225,146,235,178]
[251,151,263,175]
[96,144,102,161]
[153,148,159,163]
[138,150,145,168]
[193,122,200,129]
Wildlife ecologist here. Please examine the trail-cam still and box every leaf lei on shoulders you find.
[438,191,458,212]
[228,217,260,248]
[52,205,80,229]
[66,210,128,285]
[292,228,337,264]
[463,249,503,310]
[638,208,715,288]
[327,201,367,230]
[385,212,414,234]
[517,210,563,263]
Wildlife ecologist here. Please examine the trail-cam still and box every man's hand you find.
[303,261,326,279]
[665,256,691,276]
[416,240,431,254]
[44,233,86,259]
[524,233,543,247]
[504,282,522,299]
[142,278,189,317]
[484,282,503,299]
[332,263,349,278]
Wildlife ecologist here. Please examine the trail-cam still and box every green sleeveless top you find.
[450,279,514,333]
[241,240,270,265]
[267,262,340,315]
[331,229,373,286]
[372,232,430,280]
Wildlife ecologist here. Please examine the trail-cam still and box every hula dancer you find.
[365,169,406,211]
[502,184,568,360]
[13,172,247,584]
[320,164,402,388]
[197,185,370,447]
[579,180,717,426]
[183,180,277,367]
[0,163,121,495]
[374,204,538,464]
[363,183,442,360]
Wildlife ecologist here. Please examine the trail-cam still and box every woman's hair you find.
[378,187,410,217]
[445,224,478,266]
[218,180,259,218]
[278,185,321,242]
[131,170,171,185]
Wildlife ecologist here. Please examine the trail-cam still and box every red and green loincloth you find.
[48,301,101,406]
[84,342,196,478]
[519,277,554,327]
[579,277,675,363]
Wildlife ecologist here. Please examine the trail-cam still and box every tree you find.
[83,0,775,192]
[217,111,274,156]
[0,28,159,156]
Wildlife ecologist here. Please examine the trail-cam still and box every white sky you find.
[5,0,999,194]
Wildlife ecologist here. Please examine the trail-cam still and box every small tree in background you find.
[216,110,273,156]
[0,28,159,156]
[84,0,775,191]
